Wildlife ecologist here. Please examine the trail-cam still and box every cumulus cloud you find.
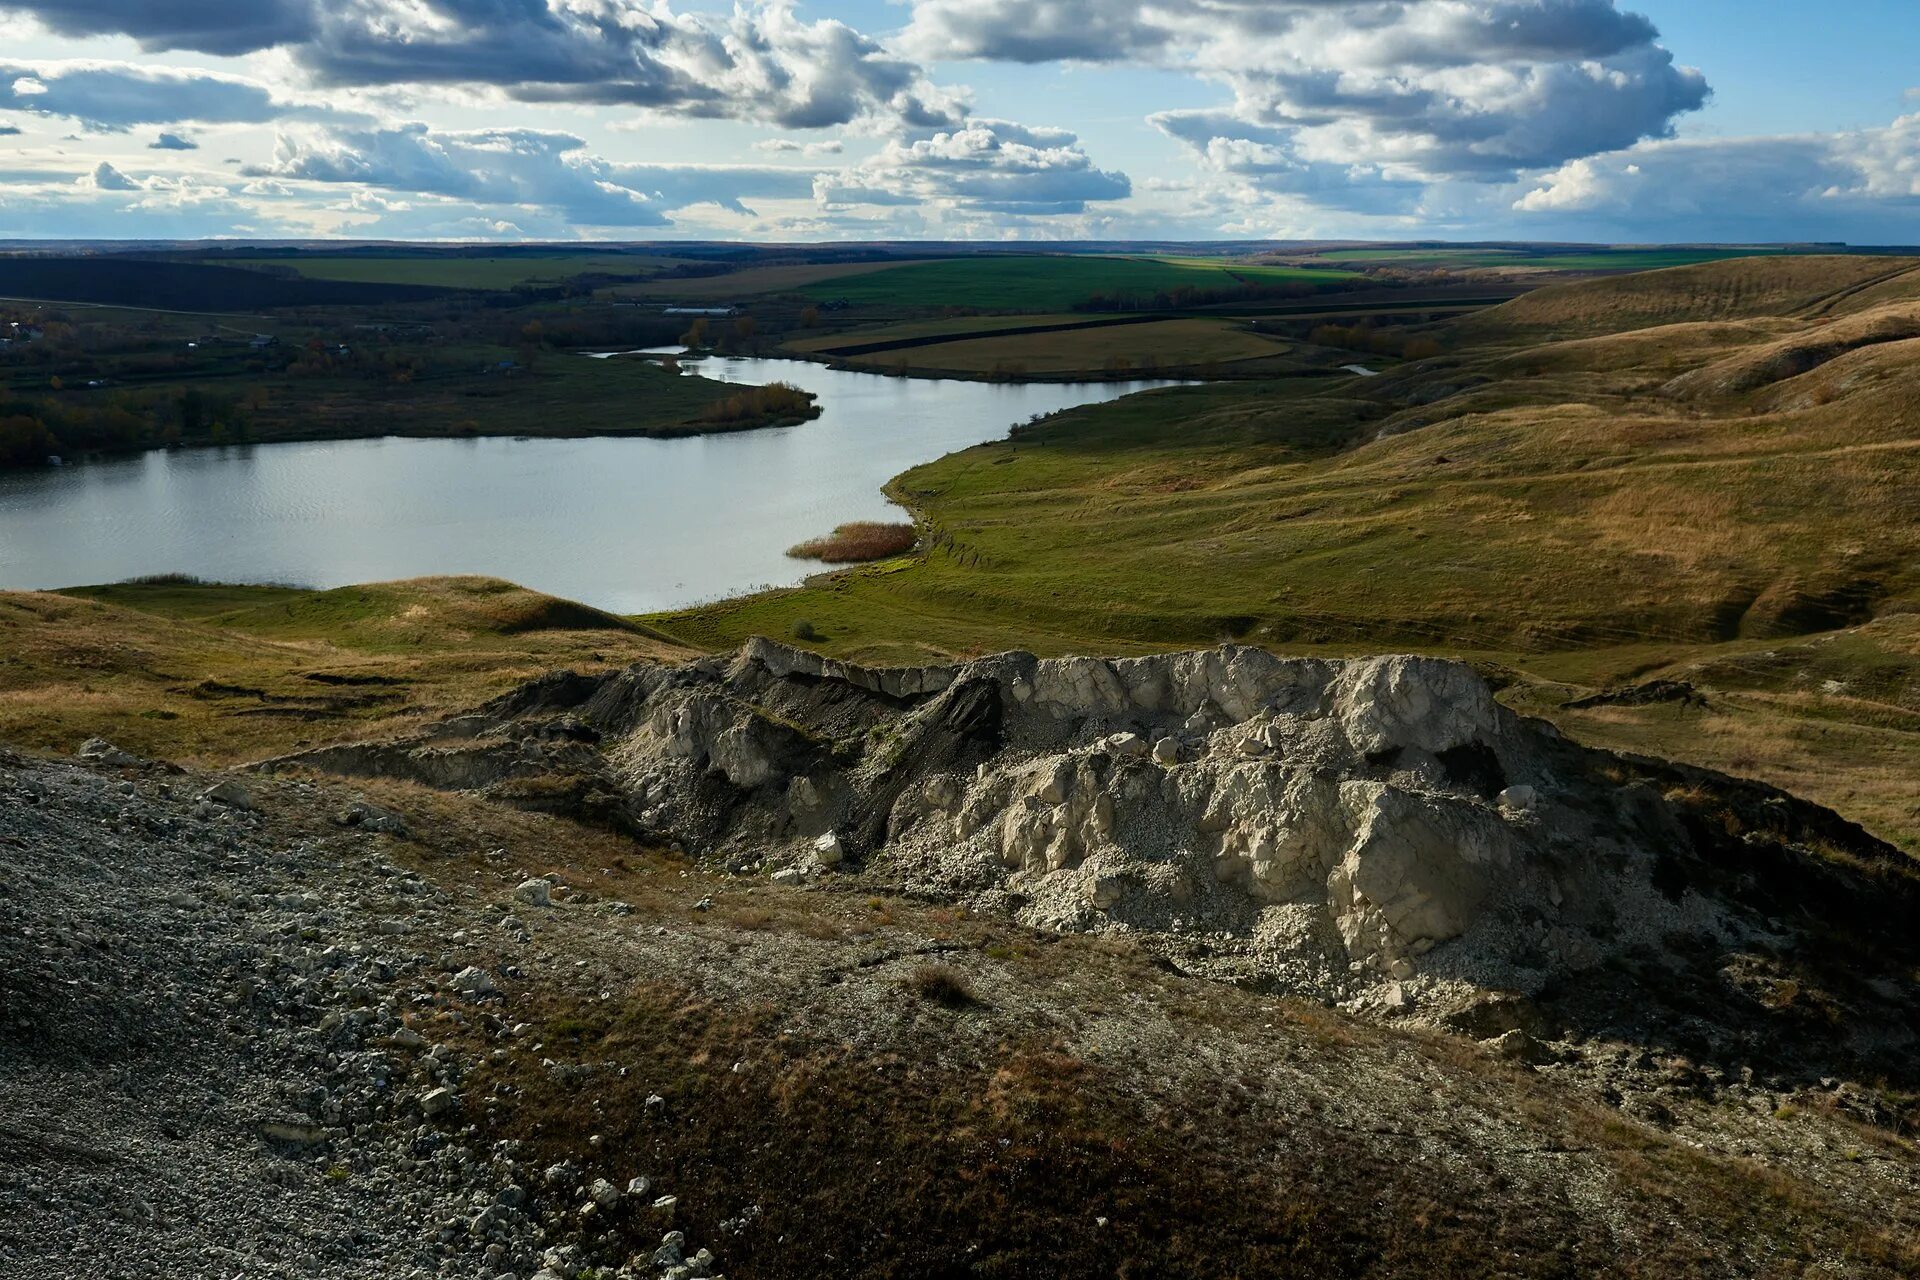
[0,60,330,130]
[0,0,313,57]
[0,0,963,133]
[0,123,20,137]
[84,160,139,190]
[1510,112,1920,239]
[245,122,818,227]
[913,0,1708,193]
[150,131,198,150]
[822,119,1130,217]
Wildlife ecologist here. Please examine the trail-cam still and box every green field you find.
[217,254,685,290]
[810,317,1296,376]
[798,255,1353,310]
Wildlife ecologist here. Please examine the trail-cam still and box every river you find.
[0,354,1182,613]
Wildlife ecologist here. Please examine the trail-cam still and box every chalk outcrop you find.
[266,640,1908,1010]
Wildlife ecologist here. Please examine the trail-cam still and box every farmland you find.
[794,316,1297,376]
[795,255,1354,310]
[636,259,942,300]
[214,253,691,290]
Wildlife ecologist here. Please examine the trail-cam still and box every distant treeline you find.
[0,386,255,468]
[0,257,455,310]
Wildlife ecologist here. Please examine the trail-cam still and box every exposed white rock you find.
[514,878,553,908]
[451,966,496,997]
[1499,785,1539,812]
[272,640,1839,1017]
[77,737,140,766]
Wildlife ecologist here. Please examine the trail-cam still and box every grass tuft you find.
[905,963,979,1008]
[787,522,917,564]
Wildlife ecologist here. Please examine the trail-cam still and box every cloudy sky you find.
[0,0,1915,242]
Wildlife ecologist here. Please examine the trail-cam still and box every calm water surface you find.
[0,355,1180,613]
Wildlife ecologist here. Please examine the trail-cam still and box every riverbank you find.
[0,351,818,473]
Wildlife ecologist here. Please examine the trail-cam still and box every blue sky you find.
[0,1,1914,242]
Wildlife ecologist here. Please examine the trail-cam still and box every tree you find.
[0,413,55,466]
[799,306,821,328]
[681,317,711,349]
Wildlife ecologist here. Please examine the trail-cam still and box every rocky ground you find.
[4,643,1919,1277]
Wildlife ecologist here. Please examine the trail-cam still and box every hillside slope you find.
[654,259,1920,853]
[1466,254,1920,335]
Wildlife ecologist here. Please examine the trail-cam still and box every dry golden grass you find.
[1472,255,1920,335]
[787,521,918,564]
[0,578,688,764]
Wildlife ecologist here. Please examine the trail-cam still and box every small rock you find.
[77,737,139,766]
[1487,1029,1546,1064]
[451,966,496,997]
[514,878,553,908]
[1087,873,1125,910]
[256,1116,326,1144]
[1498,785,1539,812]
[201,779,256,811]
[812,830,845,866]
[770,868,804,887]
[1105,732,1149,759]
[626,1175,652,1199]
[419,1087,458,1117]
[335,799,408,835]
[589,1177,622,1208]
[653,1232,685,1266]
[1151,737,1179,766]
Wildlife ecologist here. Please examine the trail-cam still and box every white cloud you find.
[913,0,1708,193]
[0,59,335,130]
[1509,112,1920,239]
[755,138,845,157]
[0,1,965,133]
[822,118,1130,217]
[245,122,821,228]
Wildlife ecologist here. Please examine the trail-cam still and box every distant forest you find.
[0,258,454,310]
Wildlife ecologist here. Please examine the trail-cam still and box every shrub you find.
[906,964,979,1009]
[786,521,917,564]
[695,381,816,426]
[790,619,821,642]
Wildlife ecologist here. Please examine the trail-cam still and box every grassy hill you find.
[653,256,1920,852]
[0,577,686,763]
[1466,254,1920,334]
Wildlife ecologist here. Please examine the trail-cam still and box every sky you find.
[0,0,1915,243]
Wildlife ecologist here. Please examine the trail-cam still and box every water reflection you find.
[0,356,1182,613]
